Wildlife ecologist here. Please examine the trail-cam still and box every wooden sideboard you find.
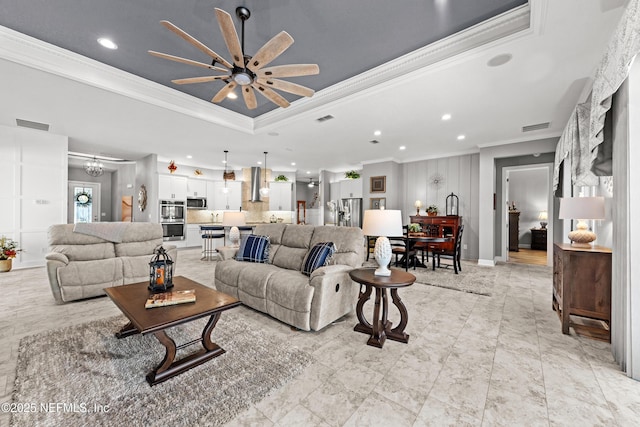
[552,243,612,342]
[508,210,520,252]
[409,215,461,254]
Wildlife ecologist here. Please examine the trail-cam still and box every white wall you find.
[0,124,68,268]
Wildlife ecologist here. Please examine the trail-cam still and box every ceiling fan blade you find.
[256,78,314,97]
[148,51,228,73]
[241,85,258,110]
[172,75,231,85]
[160,20,233,69]
[212,81,238,103]
[247,31,294,72]
[252,83,290,108]
[214,8,245,68]
[257,64,320,78]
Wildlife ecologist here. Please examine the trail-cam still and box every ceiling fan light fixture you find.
[232,71,253,86]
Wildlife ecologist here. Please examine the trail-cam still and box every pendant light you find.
[259,151,270,196]
[222,150,229,194]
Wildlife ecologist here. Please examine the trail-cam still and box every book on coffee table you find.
[145,289,196,308]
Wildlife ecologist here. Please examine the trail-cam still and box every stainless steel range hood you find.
[250,166,262,202]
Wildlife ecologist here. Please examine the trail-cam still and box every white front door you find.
[68,181,101,224]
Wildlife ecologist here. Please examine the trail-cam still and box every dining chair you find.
[432,224,464,274]
[390,225,416,271]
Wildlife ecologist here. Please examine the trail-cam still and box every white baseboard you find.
[477,259,496,267]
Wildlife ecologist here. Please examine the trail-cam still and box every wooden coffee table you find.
[104,276,240,386]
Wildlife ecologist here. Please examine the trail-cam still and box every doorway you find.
[68,181,101,224]
[502,163,553,266]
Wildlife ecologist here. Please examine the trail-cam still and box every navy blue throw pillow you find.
[302,242,336,276]
[235,234,270,263]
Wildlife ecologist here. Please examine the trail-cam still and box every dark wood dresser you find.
[508,210,520,252]
[409,215,462,254]
[552,243,612,342]
[530,228,547,250]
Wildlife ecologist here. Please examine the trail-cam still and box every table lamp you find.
[223,211,246,247]
[558,196,605,248]
[362,209,403,276]
[414,200,423,216]
[538,210,548,229]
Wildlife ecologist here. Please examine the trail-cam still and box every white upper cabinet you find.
[339,178,363,199]
[158,175,188,200]
[269,182,292,211]
[207,181,242,211]
[186,179,207,198]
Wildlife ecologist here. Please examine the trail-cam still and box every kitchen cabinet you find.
[553,243,612,341]
[269,182,292,211]
[340,178,362,199]
[158,175,187,200]
[186,178,207,198]
[185,224,202,247]
[207,181,242,211]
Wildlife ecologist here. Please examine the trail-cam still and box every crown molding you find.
[254,3,531,131]
[0,25,253,133]
[0,3,530,134]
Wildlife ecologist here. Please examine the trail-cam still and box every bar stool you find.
[200,225,224,260]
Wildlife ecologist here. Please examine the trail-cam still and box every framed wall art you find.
[370,197,386,210]
[370,176,386,193]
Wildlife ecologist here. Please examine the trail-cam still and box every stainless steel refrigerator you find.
[338,198,363,228]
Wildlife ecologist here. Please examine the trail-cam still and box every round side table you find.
[349,267,416,348]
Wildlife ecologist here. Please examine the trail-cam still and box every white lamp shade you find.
[538,210,548,221]
[558,197,605,220]
[222,211,246,227]
[414,200,423,208]
[362,209,403,237]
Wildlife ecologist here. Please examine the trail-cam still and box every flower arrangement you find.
[408,223,422,233]
[426,204,439,215]
[0,236,22,260]
[275,174,289,182]
[344,170,360,179]
[168,160,177,174]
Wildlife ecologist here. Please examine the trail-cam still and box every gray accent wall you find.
[134,154,158,223]
[68,167,113,222]
[111,163,136,221]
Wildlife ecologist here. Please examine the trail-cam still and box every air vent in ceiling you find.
[522,122,550,132]
[369,140,380,144]
[316,115,334,123]
[16,119,49,131]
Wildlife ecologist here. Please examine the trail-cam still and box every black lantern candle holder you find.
[149,247,174,293]
[446,192,459,216]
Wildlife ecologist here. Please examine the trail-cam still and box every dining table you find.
[397,234,452,270]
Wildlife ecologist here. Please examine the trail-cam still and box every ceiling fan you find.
[148,6,319,109]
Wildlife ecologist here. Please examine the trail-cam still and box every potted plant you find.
[0,236,22,272]
[426,205,439,216]
[408,223,422,233]
[275,174,289,182]
[344,170,360,179]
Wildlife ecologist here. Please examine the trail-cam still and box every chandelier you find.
[84,156,104,177]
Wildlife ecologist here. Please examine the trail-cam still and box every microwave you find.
[187,197,207,209]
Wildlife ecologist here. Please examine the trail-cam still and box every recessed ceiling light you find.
[441,114,452,121]
[227,92,238,100]
[291,162,296,166]
[487,53,513,67]
[399,146,406,150]
[457,135,466,141]
[97,38,118,50]
[186,155,193,159]
[306,171,311,174]
[374,130,382,136]
[257,161,262,165]
[222,160,227,164]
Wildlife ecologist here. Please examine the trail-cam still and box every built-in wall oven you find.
[160,200,185,241]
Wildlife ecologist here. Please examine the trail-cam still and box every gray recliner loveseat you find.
[45,222,177,304]
[214,223,364,331]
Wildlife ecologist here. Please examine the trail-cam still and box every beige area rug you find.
[11,312,313,427]
[363,259,497,296]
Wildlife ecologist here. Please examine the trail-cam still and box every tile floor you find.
[1,248,640,427]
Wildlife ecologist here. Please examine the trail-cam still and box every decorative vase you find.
[0,259,12,273]
[427,212,437,217]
